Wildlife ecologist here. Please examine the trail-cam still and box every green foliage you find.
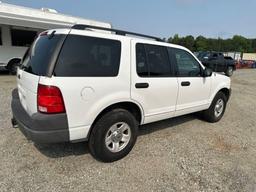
[167,34,256,53]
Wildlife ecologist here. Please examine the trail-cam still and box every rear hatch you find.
[17,31,67,115]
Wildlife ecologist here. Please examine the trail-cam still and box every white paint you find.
[16,68,39,115]
[17,28,231,142]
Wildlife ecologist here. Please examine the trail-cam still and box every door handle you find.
[181,81,190,86]
[135,83,149,89]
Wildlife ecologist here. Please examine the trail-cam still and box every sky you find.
[3,0,256,39]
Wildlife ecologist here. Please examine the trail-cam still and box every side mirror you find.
[202,68,212,77]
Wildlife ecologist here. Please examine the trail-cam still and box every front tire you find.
[225,66,233,77]
[202,92,227,123]
[89,109,138,162]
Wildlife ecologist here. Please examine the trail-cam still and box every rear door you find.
[168,48,212,116]
[17,33,65,115]
[131,41,179,124]
[51,31,128,140]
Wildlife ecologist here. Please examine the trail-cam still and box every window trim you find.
[135,43,175,78]
[169,47,203,78]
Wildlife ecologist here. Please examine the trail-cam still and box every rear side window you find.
[136,44,148,76]
[136,43,171,77]
[54,35,121,77]
[0,27,2,45]
[21,34,64,75]
[11,29,37,47]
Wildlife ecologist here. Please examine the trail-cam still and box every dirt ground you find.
[0,69,256,192]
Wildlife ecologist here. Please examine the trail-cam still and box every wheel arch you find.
[88,101,144,138]
[7,58,22,69]
[210,82,231,105]
[218,88,231,101]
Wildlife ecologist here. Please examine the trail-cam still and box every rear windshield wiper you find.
[48,30,56,39]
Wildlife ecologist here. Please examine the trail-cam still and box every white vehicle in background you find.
[0,2,111,74]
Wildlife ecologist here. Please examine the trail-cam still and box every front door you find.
[168,48,212,116]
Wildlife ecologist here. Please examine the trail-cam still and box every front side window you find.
[170,48,201,77]
[11,29,37,47]
[54,35,121,77]
[136,43,171,77]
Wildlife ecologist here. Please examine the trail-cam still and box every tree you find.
[195,36,208,51]
[172,34,180,45]
[232,35,250,52]
[167,34,256,53]
[184,35,195,51]
[252,39,256,52]
[167,37,172,43]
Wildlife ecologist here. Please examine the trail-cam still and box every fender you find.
[209,74,231,103]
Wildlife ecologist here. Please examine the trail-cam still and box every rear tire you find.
[225,66,233,77]
[202,92,227,123]
[89,108,138,162]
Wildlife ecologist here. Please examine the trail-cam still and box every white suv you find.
[11,25,231,162]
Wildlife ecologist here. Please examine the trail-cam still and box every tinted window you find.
[11,29,37,47]
[0,27,2,45]
[136,43,171,77]
[198,52,210,59]
[212,53,218,58]
[170,48,201,77]
[21,34,64,75]
[136,44,148,77]
[54,35,121,77]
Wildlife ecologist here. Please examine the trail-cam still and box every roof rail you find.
[72,24,164,42]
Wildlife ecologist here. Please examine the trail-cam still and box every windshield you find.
[21,34,64,75]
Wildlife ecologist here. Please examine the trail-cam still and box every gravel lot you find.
[0,69,256,192]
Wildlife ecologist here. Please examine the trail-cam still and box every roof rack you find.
[72,24,164,42]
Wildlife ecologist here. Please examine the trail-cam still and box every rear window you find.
[21,34,64,75]
[54,35,121,77]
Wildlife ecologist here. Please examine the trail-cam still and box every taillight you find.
[37,84,65,114]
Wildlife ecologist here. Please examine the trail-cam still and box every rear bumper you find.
[11,88,70,143]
